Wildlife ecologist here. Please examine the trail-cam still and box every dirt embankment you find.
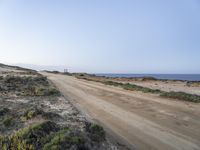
[43,72,200,150]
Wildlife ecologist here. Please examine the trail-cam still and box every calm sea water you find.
[96,74,200,81]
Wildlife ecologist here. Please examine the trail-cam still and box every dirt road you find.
[42,73,200,150]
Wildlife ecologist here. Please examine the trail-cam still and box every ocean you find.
[96,74,200,81]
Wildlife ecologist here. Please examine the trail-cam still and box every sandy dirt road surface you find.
[42,72,200,150]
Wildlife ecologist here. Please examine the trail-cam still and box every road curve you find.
[42,73,200,150]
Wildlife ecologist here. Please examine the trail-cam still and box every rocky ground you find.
[0,64,118,150]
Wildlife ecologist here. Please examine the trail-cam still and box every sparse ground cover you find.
[0,64,117,150]
[160,91,200,103]
[0,75,60,97]
[75,75,200,103]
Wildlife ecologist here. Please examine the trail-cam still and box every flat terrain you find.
[43,72,200,150]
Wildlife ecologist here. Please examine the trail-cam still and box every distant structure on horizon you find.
[64,69,68,73]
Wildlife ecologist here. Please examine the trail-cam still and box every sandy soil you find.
[75,75,200,96]
[42,72,200,150]
[128,80,200,96]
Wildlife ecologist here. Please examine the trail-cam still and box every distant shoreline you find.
[95,74,200,81]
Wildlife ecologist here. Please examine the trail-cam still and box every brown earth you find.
[42,72,200,150]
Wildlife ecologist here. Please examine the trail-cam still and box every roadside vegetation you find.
[0,75,60,96]
[76,76,200,103]
[105,81,200,103]
[0,101,108,150]
[160,91,200,103]
[104,81,162,94]
[0,64,114,150]
[0,120,105,150]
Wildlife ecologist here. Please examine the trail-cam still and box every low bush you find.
[160,91,200,103]
[0,121,106,150]
[21,108,61,121]
[141,77,157,81]
[0,75,60,96]
[42,129,85,150]
[86,123,105,142]
[34,87,60,96]
[103,81,161,94]
[103,81,123,87]
[3,117,14,127]
[0,121,60,150]
[0,108,9,116]
[122,83,162,94]
[21,108,41,121]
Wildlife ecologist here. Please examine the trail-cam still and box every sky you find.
[0,0,200,73]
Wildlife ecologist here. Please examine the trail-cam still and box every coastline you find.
[95,73,200,81]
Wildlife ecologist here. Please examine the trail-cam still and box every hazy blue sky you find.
[0,0,200,73]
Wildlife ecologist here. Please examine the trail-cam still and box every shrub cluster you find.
[0,75,60,96]
[103,81,161,94]
[0,121,106,150]
[160,91,200,103]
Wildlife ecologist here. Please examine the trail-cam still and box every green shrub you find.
[0,121,59,150]
[1,75,60,96]
[86,123,105,142]
[21,109,40,121]
[141,77,157,81]
[0,108,9,116]
[122,83,162,94]
[34,87,60,96]
[0,120,107,149]
[21,108,61,121]
[3,117,14,127]
[0,135,35,150]
[42,129,85,150]
[103,81,123,86]
[103,81,161,94]
[160,91,200,103]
